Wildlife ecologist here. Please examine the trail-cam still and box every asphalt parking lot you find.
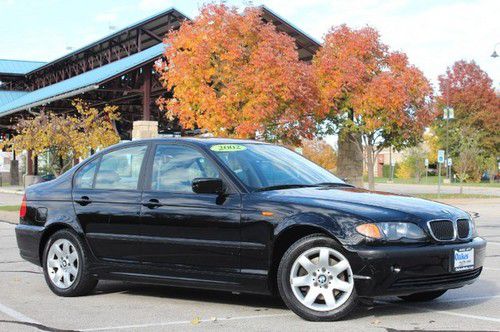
[0,198,499,331]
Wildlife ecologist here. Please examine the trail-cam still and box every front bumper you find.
[346,237,486,297]
[15,224,44,266]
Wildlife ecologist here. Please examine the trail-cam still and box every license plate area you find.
[453,248,474,272]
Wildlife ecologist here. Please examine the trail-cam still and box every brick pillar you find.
[132,121,158,140]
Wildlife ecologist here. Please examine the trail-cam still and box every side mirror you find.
[192,178,224,195]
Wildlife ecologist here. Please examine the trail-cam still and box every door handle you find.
[75,196,92,206]
[142,198,162,209]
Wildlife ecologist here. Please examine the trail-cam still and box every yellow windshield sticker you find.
[210,144,247,152]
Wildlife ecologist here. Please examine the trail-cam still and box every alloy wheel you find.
[290,247,354,311]
[47,239,79,289]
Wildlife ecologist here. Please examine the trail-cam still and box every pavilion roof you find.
[0,44,165,116]
[0,59,46,76]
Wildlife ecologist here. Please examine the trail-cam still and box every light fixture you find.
[491,43,500,58]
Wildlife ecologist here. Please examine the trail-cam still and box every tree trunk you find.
[366,146,376,190]
[337,129,363,187]
[9,160,19,186]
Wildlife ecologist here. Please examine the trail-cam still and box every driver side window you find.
[150,145,220,193]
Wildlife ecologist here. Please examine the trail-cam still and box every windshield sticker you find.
[210,144,247,152]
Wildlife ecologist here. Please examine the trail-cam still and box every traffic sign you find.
[438,150,445,164]
[447,158,452,167]
[424,158,429,167]
[444,107,454,120]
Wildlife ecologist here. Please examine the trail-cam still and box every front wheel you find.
[43,229,98,296]
[398,290,447,302]
[277,234,357,321]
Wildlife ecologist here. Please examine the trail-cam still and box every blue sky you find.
[0,0,499,91]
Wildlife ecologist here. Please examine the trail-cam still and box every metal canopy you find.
[0,59,46,76]
[26,8,187,76]
[0,90,28,106]
[0,44,165,116]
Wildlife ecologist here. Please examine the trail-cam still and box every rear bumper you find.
[15,224,44,266]
[346,237,487,297]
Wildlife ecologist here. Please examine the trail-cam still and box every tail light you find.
[19,194,27,218]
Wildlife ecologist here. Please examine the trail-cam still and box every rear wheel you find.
[43,229,97,296]
[398,290,447,302]
[277,234,357,321]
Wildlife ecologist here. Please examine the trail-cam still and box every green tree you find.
[396,146,427,182]
[454,126,483,192]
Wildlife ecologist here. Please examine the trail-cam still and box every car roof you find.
[113,137,270,148]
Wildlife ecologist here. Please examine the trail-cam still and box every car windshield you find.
[209,143,345,191]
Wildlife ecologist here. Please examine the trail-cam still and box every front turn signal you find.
[356,223,383,239]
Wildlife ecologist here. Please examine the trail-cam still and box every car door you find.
[72,144,149,263]
[140,143,241,273]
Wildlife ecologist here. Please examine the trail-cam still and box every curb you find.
[0,189,24,195]
[0,219,17,225]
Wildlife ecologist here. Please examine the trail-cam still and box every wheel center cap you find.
[61,260,67,268]
[318,274,327,284]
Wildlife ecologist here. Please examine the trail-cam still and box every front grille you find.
[391,268,482,289]
[428,220,454,241]
[457,219,470,239]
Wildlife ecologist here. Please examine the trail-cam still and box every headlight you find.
[356,222,426,241]
[467,212,478,237]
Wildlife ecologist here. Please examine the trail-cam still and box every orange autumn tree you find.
[302,139,337,172]
[156,3,318,144]
[313,25,434,189]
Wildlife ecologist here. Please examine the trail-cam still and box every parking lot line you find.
[430,295,500,303]
[0,301,40,325]
[81,312,294,331]
[379,300,500,323]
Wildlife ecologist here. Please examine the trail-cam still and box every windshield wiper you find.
[314,182,354,188]
[255,184,317,192]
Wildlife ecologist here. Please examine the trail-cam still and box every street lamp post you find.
[443,106,454,182]
[491,42,500,58]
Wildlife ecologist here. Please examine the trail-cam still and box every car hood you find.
[258,186,470,223]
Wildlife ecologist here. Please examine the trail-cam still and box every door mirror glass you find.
[192,178,224,195]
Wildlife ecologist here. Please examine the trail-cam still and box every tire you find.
[398,290,447,302]
[277,234,358,321]
[42,229,98,297]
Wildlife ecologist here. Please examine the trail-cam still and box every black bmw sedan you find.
[15,138,486,321]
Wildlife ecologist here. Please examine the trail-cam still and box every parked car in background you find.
[15,138,486,321]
